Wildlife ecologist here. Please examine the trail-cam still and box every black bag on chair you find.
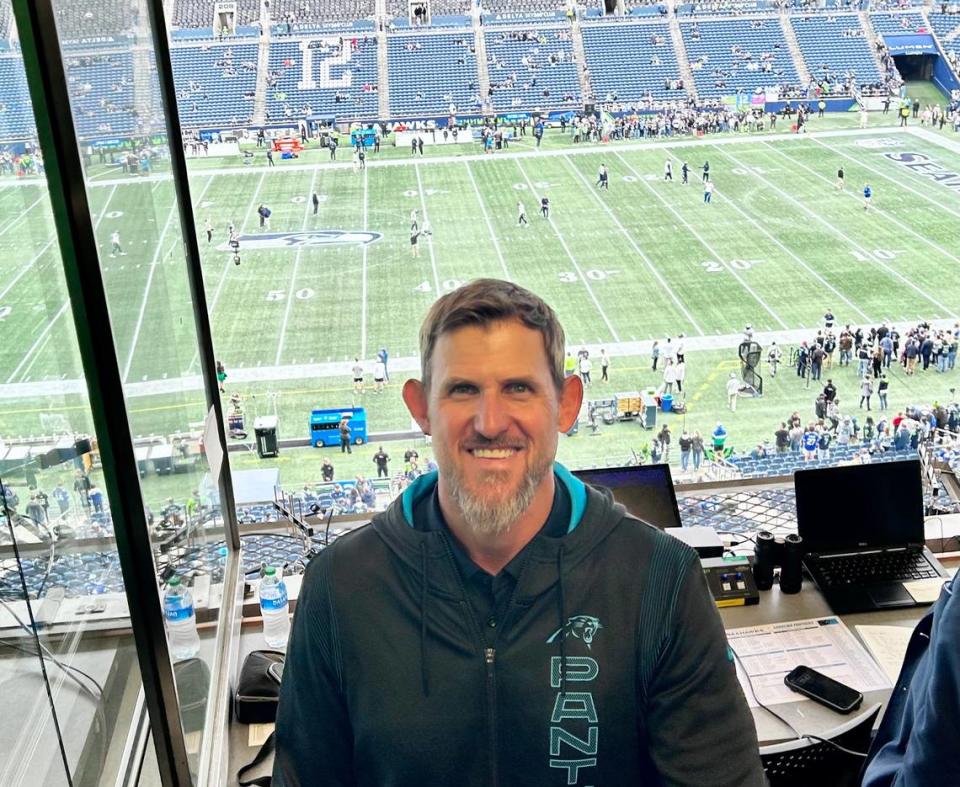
[234,650,285,724]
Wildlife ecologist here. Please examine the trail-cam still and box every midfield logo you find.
[216,230,382,251]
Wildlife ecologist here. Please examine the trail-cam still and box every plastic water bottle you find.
[259,566,290,648]
[163,576,200,660]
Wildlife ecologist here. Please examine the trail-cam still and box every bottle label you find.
[164,598,194,623]
[260,584,288,611]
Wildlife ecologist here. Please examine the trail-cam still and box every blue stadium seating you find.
[791,14,883,89]
[267,36,379,121]
[387,31,479,116]
[680,18,800,99]
[485,27,581,111]
[65,52,139,138]
[869,12,929,35]
[171,42,259,127]
[928,12,960,59]
[0,56,36,139]
[581,21,686,103]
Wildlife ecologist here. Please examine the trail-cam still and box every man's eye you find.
[507,383,531,393]
[449,384,476,395]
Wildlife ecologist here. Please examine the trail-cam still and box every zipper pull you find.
[485,647,495,667]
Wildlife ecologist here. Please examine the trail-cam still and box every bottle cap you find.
[264,566,276,576]
[168,576,181,587]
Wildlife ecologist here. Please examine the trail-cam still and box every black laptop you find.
[572,463,682,530]
[794,460,949,614]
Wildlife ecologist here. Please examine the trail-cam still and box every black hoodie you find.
[273,466,763,786]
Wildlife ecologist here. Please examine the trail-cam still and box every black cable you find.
[730,648,868,759]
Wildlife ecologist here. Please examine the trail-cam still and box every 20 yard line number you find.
[701,259,764,273]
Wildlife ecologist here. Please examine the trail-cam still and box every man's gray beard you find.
[448,462,550,536]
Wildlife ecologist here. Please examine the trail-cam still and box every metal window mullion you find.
[10,1,193,785]
[144,0,240,551]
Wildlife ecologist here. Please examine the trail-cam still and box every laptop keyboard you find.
[816,550,939,589]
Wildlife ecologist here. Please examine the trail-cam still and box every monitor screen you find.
[794,460,925,552]
[572,464,682,530]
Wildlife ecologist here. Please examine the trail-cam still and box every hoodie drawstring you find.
[420,542,430,697]
[557,544,567,697]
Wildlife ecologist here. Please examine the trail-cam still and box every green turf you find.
[3,118,960,508]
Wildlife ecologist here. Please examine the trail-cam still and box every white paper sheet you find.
[855,625,914,684]
[902,577,950,604]
[203,405,224,483]
[726,616,891,707]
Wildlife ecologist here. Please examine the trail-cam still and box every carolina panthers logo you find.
[546,615,602,650]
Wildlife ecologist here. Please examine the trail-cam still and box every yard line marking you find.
[10,329,55,385]
[361,165,370,358]
[613,152,790,331]
[562,155,704,336]
[515,158,620,342]
[0,191,47,238]
[3,185,122,381]
[719,146,957,318]
[765,140,960,270]
[7,302,69,383]
[414,162,442,295]
[186,172,268,374]
[810,137,960,219]
[274,168,319,365]
[0,185,118,304]
[123,177,216,382]
[464,160,512,281]
[761,140,960,271]
[664,152,873,325]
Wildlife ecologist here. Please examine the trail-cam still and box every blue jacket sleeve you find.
[642,551,765,787]
[272,553,356,786]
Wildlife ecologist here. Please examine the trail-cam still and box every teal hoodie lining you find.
[400,462,587,534]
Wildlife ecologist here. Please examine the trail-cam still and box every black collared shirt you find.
[413,480,571,644]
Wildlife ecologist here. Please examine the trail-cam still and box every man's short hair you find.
[418,278,565,392]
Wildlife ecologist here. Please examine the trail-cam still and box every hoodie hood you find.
[373,462,624,598]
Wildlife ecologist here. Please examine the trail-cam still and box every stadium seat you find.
[171,42,259,127]
[791,14,883,91]
[387,31,479,115]
[680,18,801,100]
[581,20,686,103]
[485,27,581,111]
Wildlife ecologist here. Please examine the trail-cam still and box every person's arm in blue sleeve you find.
[272,553,355,786]
[643,553,765,787]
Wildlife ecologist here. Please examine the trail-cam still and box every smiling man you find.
[273,279,763,787]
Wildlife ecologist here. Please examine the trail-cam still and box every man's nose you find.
[474,392,510,438]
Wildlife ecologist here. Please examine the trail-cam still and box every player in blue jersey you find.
[863,183,872,211]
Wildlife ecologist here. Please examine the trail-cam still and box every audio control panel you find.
[701,556,760,607]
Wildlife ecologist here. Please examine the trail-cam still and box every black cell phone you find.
[784,665,863,714]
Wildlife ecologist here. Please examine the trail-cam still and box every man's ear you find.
[557,374,583,433]
[403,379,431,435]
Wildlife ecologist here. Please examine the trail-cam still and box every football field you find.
[2,125,960,457]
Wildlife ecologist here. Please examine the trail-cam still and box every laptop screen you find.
[794,460,925,552]
[572,464,682,530]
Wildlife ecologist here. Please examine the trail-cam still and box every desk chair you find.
[759,704,880,787]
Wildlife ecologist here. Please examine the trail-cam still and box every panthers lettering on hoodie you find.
[273,465,764,787]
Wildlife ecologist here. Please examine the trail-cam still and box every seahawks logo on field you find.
[547,615,603,650]
[216,230,382,252]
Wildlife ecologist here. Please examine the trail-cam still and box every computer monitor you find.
[572,464,682,530]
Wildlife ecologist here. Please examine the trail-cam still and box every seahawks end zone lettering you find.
[298,39,352,90]
[216,231,382,252]
[883,152,960,193]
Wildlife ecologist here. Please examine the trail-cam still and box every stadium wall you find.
[932,55,960,96]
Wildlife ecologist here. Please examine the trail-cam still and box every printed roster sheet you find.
[726,616,891,707]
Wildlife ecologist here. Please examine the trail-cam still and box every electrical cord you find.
[730,648,868,759]
[0,596,109,781]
